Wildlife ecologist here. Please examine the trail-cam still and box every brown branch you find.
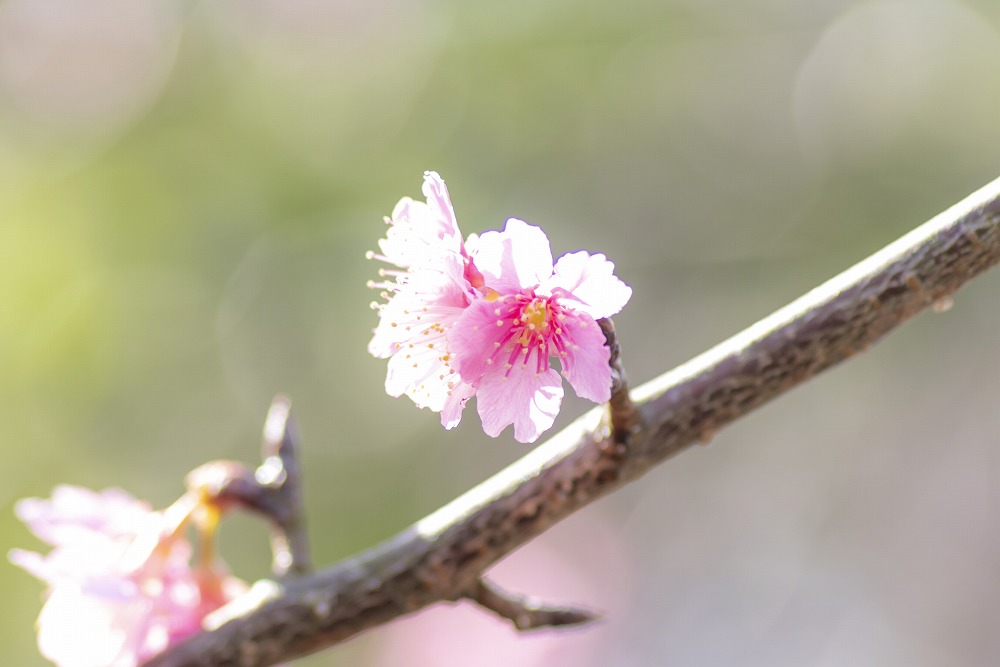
[599,317,639,442]
[145,176,1000,667]
[465,578,599,630]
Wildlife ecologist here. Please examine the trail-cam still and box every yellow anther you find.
[524,300,548,330]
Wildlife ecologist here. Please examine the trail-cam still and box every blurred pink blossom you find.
[10,485,245,667]
[368,172,630,443]
[374,510,632,667]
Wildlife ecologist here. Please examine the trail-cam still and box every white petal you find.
[547,251,631,319]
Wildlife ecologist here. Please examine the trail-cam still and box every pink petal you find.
[449,298,519,384]
[477,366,564,443]
[384,334,453,405]
[383,308,467,411]
[441,381,477,430]
[379,201,449,269]
[15,486,152,548]
[378,173,464,270]
[10,538,127,586]
[36,585,141,667]
[368,267,467,359]
[8,549,47,581]
[472,219,553,291]
[546,251,631,319]
[558,312,613,403]
[371,267,470,417]
[421,171,460,240]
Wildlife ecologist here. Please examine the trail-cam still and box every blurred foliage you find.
[3,0,1000,665]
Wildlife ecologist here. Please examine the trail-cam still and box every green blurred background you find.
[4,0,1000,665]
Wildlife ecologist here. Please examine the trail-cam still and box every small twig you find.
[466,578,599,631]
[185,397,312,578]
[599,318,640,443]
[258,396,312,577]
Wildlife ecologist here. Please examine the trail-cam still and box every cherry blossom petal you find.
[14,486,152,547]
[372,270,469,418]
[477,366,564,443]
[368,287,463,361]
[558,312,613,403]
[441,381,477,430]
[378,200,450,268]
[36,585,143,667]
[448,298,520,383]
[420,170,459,238]
[385,335,463,413]
[368,260,468,360]
[472,219,553,291]
[10,539,127,585]
[378,172,464,269]
[545,251,632,319]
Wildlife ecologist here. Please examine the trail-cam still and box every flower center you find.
[486,294,571,378]
[523,299,549,332]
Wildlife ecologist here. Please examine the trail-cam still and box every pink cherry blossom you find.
[449,219,631,443]
[368,173,631,443]
[10,485,245,667]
